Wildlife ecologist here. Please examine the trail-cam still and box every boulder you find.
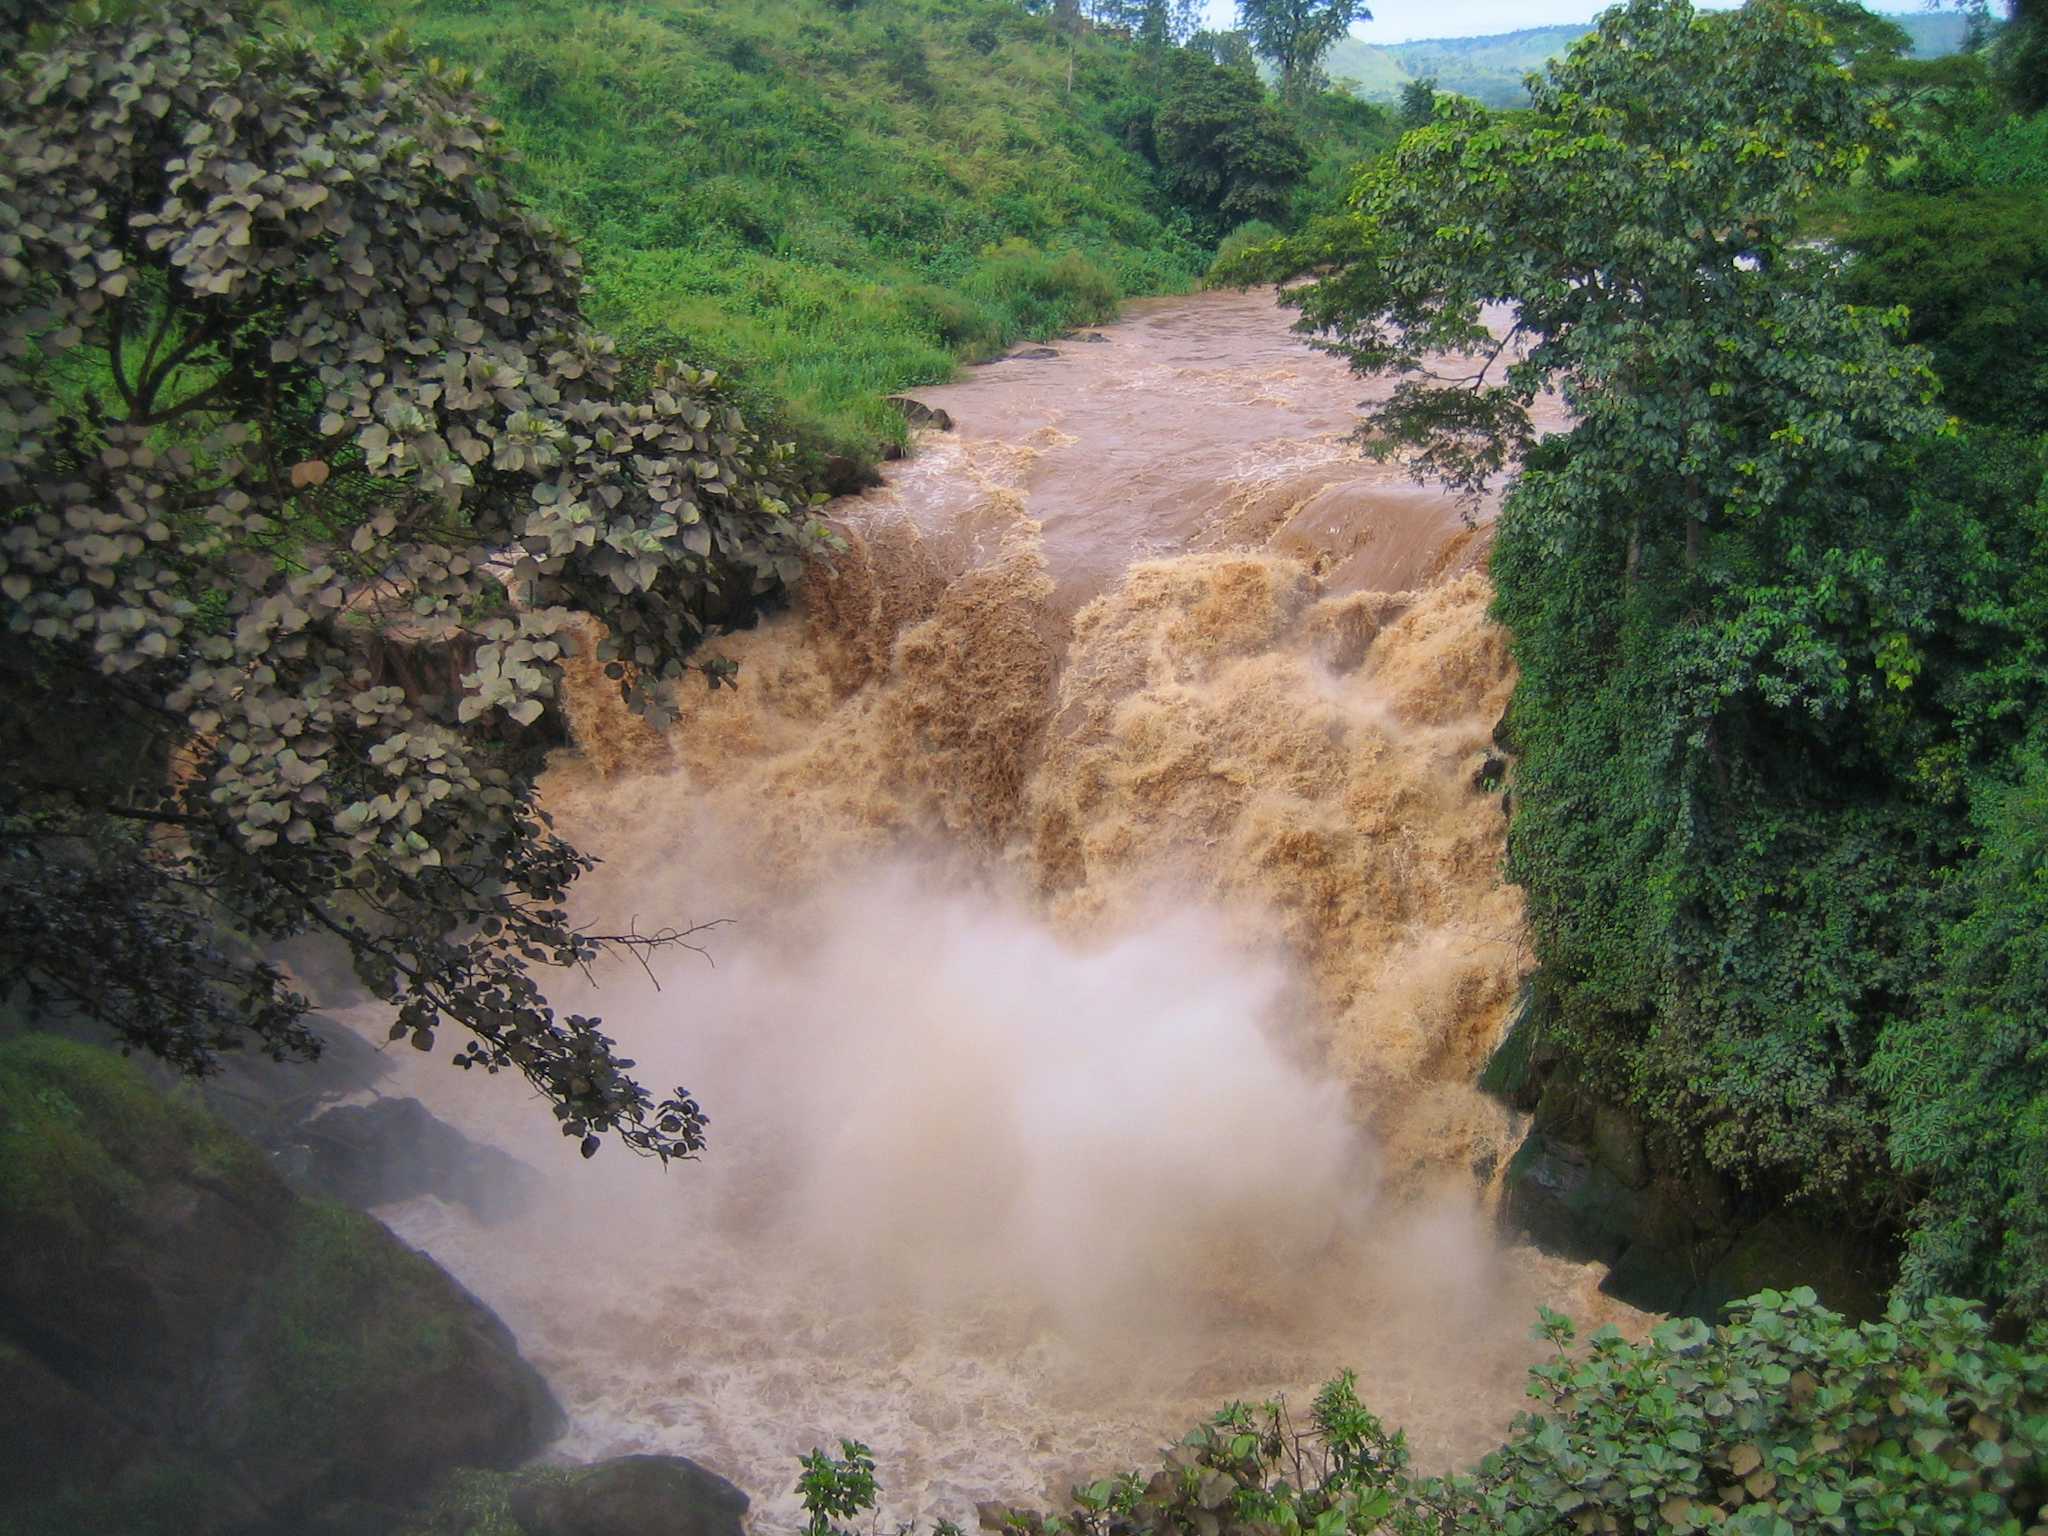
[176,1012,390,1147]
[286,1095,541,1224]
[1683,1211,1891,1322]
[1475,978,1552,1111]
[509,1456,750,1536]
[1590,1103,1650,1189]
[820,454,884,495]
[1499,1132,1654,1266]
[1491,1001,1898,1320]
[885,395,955,431]
[0,1033,560,1536]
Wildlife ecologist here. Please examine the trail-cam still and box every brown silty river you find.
[338,288,1633,1529]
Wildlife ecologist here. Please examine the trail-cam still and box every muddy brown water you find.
[336,288,1626,1531]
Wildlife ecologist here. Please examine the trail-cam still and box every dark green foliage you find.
[1491,428,2048,1205]
[1188,26,1259,72]
[1397,76,1435,125]
[2000,0,2048,111]
[1878,727,2048,1318]
[1282,85,1402,227]
[1835,188,2048,429]
[798,1441,885,1536]
[1427,1293,2048,1534]
[1154,52,1309,236]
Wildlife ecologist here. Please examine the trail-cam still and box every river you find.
[342,287,1631,1530]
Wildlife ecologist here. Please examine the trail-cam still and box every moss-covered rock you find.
[1683,1210,1892,1322]
[1491,1000,1898,1320]
[0,1035,560,1536]
[510,1456,748,1536]
[399,1458,749,1536]
[1499,1131,1655,1266]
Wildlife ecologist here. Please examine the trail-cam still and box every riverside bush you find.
[803,1292,2048,1536]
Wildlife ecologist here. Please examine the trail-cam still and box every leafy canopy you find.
[1153,50,1310,238]
[1237,0,1373,103]
[1266,0,1936,509]
[0,0,831,1158]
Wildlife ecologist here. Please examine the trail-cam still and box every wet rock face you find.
[0,1034,560,1536]
[283,1095,542,1224]
[1485,991,1895,1320]
[509,1456,750,1536]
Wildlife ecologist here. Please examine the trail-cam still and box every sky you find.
[1197,0,1747,45]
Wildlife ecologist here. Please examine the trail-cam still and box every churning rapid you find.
[340,288,1635,1528]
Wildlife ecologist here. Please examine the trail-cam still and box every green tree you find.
[1397,75,1435,126]
[0,1,830,1156]
[1878,724,2048,1319]
[1188,27,1260,72]
[1137,0,1204,49]
[1998,0,2048,109]
[1236,0,1372,103]
[1154,52,1310,236]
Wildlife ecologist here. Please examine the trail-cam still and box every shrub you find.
[813,1291,2048,1536]
[1208,219,1283,280]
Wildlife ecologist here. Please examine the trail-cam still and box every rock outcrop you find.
[0,1033,561,1536]
[509,1456,750,1536]
[283,1095,542,1224]
[885,395,955,431]
[1487,981,1893,1320]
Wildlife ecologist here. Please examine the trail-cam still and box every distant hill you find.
[1325,11,1979,108]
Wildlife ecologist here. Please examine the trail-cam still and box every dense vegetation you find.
[275,0,1397,472]
[1235,0,2048,1328]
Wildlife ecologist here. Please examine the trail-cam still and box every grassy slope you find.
[288,0,1213,469]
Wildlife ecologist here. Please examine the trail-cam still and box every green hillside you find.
[283,0,1192,472]
[278,0,1390,479]
[1325,10,1979,108]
